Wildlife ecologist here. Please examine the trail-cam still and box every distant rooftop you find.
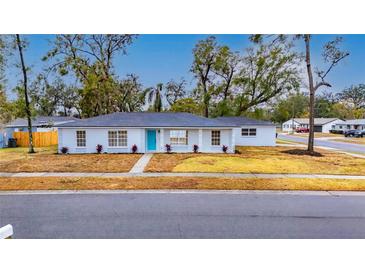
[336,119,365,125]
[290,118,343,126]
[6,116,79,128]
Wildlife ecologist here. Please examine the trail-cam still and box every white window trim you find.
[241,128,257,138]
[76,130,86,147]
[108,130,128,148]
[170,130,188,145]
[211,130,221,146]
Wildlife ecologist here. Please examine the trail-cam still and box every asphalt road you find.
[2,191,365,238]
[278,133,365,154]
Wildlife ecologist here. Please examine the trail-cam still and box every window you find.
[211,130,220,146]
[108,130,127,147]
[76,130,86,147]
[170,130,188,145]
[339,125,343,129]
[241,128,257,136]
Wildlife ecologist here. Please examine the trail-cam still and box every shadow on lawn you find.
[282,149,323,157]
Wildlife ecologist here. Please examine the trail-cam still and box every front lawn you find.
[0,146,141,172]
[1,176,365,191]
[293,133,337,138]
[145,146,365,175]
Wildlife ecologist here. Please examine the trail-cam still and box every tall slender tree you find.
[303,35,349,153]
[15,34,34,153]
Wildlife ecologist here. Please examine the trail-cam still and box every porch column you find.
[198,129,203,152]
[160,128,164,152]
[231,129,235,153]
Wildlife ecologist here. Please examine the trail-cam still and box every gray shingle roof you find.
[292,118,343,125]
[6,116,79,128]
[57,112,234,128]
[215,116,274,126]
[336,119,365,125]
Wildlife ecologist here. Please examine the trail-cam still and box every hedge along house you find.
[57,112,254,154]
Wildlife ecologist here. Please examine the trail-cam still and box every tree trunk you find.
[16,34,35,153]
[304,34,315,153]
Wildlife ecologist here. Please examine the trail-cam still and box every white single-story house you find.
[57,112,276,154]
[282,118,344,133]
[3,116,78,147]
[332,119,365,133]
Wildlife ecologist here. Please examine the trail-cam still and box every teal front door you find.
[147,129,157,151]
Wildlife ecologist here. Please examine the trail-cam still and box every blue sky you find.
[5,34,365,99]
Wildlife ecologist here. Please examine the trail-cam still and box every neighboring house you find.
[4,116,78,147]
[57,112,276,154]
[282,118,344,133]
[332,119,365,133]
[215,116,276,146]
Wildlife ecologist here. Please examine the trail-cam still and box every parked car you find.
[354,130,365,138]
[295,127,309,133]
[344,130,362,137]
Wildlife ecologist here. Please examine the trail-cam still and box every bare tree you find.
[165,79,187,106]
[16,34,34,153]
[304,35,349,153]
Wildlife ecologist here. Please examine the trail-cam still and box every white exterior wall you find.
[58,128,146,154]
[234,126,276,146]
[160,129,199,153]
[322,119,344,133]
[282,120,300,132]
[201,129,233,153]
[58,127,235,154]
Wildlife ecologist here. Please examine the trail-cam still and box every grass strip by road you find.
[2,176,365,191]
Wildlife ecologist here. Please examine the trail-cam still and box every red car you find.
[295,127,309,133]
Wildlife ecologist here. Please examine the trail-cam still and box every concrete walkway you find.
[129,153,153,173]
[1,172,365,180]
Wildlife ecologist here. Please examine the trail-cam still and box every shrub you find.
[96,144,103,154]
[60,147,69,154]
[222,145,228,153]
[165,144,172,153]
[193,144,199,153]
[132,144,138,153]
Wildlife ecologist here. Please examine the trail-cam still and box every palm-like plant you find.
[146,83,163,112]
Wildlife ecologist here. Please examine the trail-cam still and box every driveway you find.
[278,134,365,154]
[2,190,365,238]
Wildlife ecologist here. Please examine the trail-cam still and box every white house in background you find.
[332,119,365,133]
[56,112,276,154]
[215,116,276,146]
[282,118,344,133]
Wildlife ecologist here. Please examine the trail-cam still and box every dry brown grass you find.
[1,176,365,191]
[293,133,337,138]
[145,146,365,175]
[144,153,197,172]
[0,146,141,172]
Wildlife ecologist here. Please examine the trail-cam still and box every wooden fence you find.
[13,131,58,147]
